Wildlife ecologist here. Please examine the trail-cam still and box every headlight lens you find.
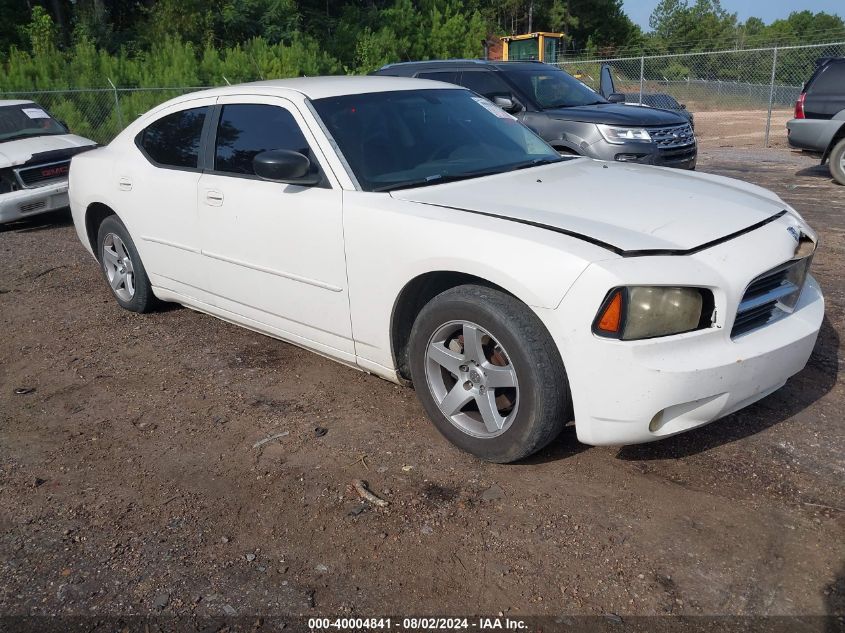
[594,286,711,340]
[597,124,653,144]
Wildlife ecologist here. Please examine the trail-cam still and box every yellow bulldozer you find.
[500,32,565,63]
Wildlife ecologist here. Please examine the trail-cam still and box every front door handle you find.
[205,190,224,206]
[118,177,133,191]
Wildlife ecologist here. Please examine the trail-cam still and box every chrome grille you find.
[14,159,71,188]
[650,124,695,148]
[732,257,811,338]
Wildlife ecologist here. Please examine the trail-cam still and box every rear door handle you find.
[118,177,133,191]
[205,190,224,206]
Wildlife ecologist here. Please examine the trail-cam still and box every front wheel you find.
[409,285,571,463]
[830,137,845,186]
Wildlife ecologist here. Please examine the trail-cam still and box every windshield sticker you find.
[471,97,517,121]
[22,108,51,119]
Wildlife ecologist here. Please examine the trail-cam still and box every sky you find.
[622,0,844,31]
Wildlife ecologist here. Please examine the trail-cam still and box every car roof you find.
[0,99,35,107]
[377,60,548,73]
[180,76,461,102]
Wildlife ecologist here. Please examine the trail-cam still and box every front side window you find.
[312,88,560,192]
[416,71,459,84]
[459,71,514,100]
[139,107,207,168]
[214,104,317,177]
[0,103,66,143]
[506,67,607,109]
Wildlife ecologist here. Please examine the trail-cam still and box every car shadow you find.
[520,423,592,464]
[795,163,833,179]
[615,314,838,461]
[0,209,73,234]
[826,563,845,631]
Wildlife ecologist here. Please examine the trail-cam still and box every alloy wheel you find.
[102,233,136,302]
[424,320,519,438]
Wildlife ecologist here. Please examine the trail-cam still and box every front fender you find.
[342,191,615,370]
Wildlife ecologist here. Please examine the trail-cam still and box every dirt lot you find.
[693,110,793,149]
[1,148,843,624]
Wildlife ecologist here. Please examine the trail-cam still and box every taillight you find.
[794,93,806,119]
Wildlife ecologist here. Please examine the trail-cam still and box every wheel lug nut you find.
[459,364,468,372]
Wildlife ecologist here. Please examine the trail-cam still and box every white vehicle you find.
[68,77,823,463]
[0,100,97,224]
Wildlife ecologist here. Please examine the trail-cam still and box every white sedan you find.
[68,77,823,462]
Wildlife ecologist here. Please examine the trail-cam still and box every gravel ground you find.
[0,148,843,623]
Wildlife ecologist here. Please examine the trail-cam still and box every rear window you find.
[138,107,207,169]
[809,62,845,95]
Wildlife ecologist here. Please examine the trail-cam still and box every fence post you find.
[107,77,124,130]
[764,46,779,148]
[638,56,645,105]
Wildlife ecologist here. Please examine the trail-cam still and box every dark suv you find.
[787,57,845,185]
[374,60,697,169]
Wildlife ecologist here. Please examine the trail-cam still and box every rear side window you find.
[810,62,845,94]
[214,104,316,177]
[416,71,459,84]
[139,107,207,168]
[459,71,513,100]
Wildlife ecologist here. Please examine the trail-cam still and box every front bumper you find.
[0,179,70,224]
[538,213,823,446]
[588,139,697,170]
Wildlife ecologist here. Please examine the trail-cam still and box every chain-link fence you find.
[557,41,845,148]
[3,41,843,149]
[0,86,212,145]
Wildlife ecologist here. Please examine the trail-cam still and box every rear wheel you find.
[830,137,845,186]
[96,215,158,313]
[409,285,571,463]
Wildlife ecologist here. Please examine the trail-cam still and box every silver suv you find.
[374,60,697,169]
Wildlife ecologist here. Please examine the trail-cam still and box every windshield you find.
[0,103,66,142]
[641,94,681,109]
[505,67,607,109]
[311,89,561,192]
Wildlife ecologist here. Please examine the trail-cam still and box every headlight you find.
[593,286,713,340]
[597,124,652,144]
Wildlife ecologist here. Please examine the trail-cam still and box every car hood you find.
[391,159,787,254]
[542,103,686,126]
[0,134,97,168]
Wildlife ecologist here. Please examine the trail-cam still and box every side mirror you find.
[679,103,687,109]
[607,93,626,103]
[492,95,523,114]
[253,149,320,186]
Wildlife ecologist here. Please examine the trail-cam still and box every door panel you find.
[119,98,216,295]
[197,96,353,356]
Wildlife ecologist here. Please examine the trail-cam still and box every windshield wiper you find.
[544,100,606,109]
[375,158,563,193]
[374,167,510,192]
[510,157,563,170]
[0,132,53,143]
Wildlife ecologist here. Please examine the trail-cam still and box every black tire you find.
[408,285,571,463]
[96,215,158,313]
[830,137,845,186]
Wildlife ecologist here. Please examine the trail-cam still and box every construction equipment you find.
[501,32,564,62]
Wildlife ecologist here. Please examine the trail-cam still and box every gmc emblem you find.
[41,165,69,178]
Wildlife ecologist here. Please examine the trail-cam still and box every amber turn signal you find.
[596,289,623,334]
